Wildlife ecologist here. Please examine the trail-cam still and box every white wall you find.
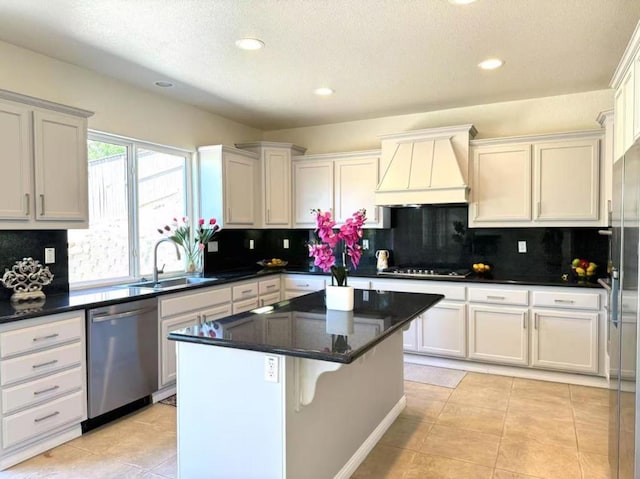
[264,90,614,154]
[0,40,261,150]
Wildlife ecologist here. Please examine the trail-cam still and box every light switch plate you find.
[44,248,55,264]
[518,241,527,253]
[362,239,369,250]
[283,239,289,249]
[207,241,218,253]
[249,239,255,250]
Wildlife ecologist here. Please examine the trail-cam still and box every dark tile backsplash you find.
[204,205,608,281]
[2,206,608,294]
[0,230,69,301]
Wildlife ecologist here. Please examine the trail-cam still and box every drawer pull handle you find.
[33,333,59,342]
[242,289,253,294]
[32,360,58,369]
[298,283,309,287]
[34,411,60,423]
[34,385,60,396]
[554,299,575,304]
[266,285,276,289]
[487,295,505,300]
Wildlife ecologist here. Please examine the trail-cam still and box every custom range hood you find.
[375,124,477,206]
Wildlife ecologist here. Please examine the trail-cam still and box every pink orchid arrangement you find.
[308,209,366,286]
[158,217,220,271]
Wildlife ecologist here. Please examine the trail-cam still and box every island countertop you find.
[168,289,443,364]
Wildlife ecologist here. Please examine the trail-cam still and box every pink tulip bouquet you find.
[308,209,367,286]
[158,217,220,272]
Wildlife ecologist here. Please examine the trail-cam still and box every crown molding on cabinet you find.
[0,88,93,118]
[470,129,604,147]
[611,20,640,88]
[235,141,306,155]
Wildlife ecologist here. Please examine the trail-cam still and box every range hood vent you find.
[375,124,477,206]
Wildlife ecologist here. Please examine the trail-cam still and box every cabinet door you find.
[0,100,32,220]
[615,81,627,162]
[635,51,640,142]
[534,138,600,222]
[160,312,201,387]
[223,152,257,226]
[263,148,291,227]
[468,305,528,366]
[293,160,333,227]
[259,291,281,307]
[418,302,466,358]
[265,314,292,346]
[531,309,598,374]
[622,66,635,154]
[403,318,418,351]
[469,144,532,225]
[33,110,88,223]
[334,156,385,227]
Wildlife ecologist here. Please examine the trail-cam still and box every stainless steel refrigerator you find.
[609,141,640,478]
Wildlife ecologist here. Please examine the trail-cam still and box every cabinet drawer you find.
[258,277,280,295]
[233,282,259,301]
[468,288,528,306]
[160,287,231,318]
[0,342,83,386]
[233,298,259,315]
[372,280,466,301]
[2,366,83,414]
[201,304,232,323]
[0,314,83,359]
[284,277,325,292]
[2,390,85,449]
[532,290,600,310]
[259,292,281,307]
[347,278,371,290]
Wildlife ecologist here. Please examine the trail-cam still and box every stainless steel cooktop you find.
[377,267,472,279]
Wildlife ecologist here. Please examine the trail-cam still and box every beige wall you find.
[0,40,261,150]
[263,90,614,154]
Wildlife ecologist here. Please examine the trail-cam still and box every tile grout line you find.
[569,385,587,479]
[492,376,514,475]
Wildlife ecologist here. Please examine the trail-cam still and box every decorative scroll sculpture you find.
[1,257,54,303]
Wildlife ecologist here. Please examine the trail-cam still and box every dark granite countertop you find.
[0,265,605,325]
[168,289,443,364]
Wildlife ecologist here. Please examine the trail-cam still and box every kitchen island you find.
[168,289,443,479]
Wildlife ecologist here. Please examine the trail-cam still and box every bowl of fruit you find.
[257,258,288,269]
[472,262,492,276]
[571,258,597,281]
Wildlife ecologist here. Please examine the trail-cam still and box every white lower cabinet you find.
[0,311,86,471]
[283,274,326,299]
[531,309,599,374]
[468,305,529,366]
[417,302,466,358]
[403,320,419,351]
[158,285,232,389]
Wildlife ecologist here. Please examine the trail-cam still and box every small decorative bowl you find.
[257,260,288,268]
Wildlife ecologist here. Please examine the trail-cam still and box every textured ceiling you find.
[0,0,638,130]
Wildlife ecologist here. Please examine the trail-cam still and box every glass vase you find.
[185,249,204,276]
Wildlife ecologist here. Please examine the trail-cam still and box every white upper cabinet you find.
[0,92,92,229]
[293,159,333,228]
[198,145,260,228]
[293,150,389,229]
[469,131,603,228]
[534,138,600,222]
[470,143,531,224]
[611,20,640,159]
[236,142,307,228]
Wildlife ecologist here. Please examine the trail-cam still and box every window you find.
[69,132,192,286]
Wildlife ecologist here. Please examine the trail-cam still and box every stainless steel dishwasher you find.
[86,298,158,422]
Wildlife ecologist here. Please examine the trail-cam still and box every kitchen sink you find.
[123,276,219,291]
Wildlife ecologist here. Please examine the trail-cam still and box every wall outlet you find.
[362,239,369,250]
[249,239,255,250]
[44,247,55,264]
[283,239,289,249]
[207,241,218,253]
[264,355,279,383]
[518,241,527,253]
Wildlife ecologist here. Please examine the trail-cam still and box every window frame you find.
[69,130,194,290]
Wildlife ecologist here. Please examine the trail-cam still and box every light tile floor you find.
[3,373,611,478]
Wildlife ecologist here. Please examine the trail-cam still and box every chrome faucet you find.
[153,238,181,285]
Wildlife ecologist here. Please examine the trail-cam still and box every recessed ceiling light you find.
[314,87,334,96]
[154,80,174,88]
[478,58,504,70]
[235,38,265,50]
[448,0,477,4]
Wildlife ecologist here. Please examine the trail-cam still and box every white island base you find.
[175,331,405,479]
